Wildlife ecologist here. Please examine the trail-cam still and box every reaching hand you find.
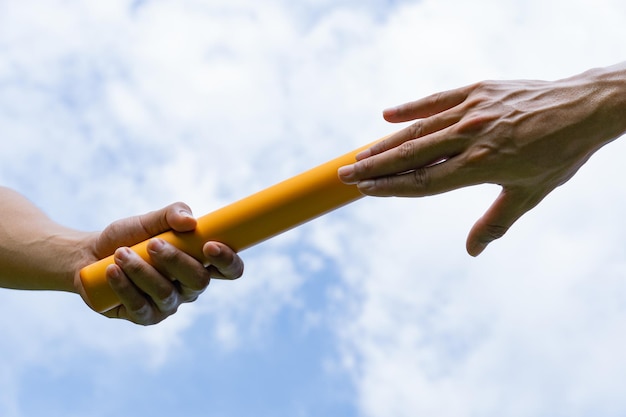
[339,64,626,256]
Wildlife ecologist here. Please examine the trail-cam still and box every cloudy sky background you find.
[1,0,626,416]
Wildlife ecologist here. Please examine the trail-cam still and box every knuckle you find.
[483,224,508,242]
[219,260,245,280]
[155,284,179,304]
[378,177,398,194]
[157,290,180,312]
[353,156,375,176]
[207,256,245,280]
[188,271,212,290]
[178,292,201,306]
[471,79,493,94]
[429,91,445,108]
[407,120,424,138]
[410,167,430,190]
[464,144,494,165]
[129,303,154,325]
[227,260,245,279]
[397,141,418,162]
[138,211,167,237]
[184,293,201,303]
[455,115,489,135]
[179,277,207,301]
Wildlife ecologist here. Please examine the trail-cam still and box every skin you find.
[339,62,626,256]
[0,186,244,325]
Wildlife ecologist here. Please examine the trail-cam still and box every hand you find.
[75,202,244,325]
[339,65,626,256]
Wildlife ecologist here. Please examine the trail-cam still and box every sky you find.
[1,0,626,416]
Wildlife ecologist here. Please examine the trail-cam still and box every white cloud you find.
[1,0,626,416]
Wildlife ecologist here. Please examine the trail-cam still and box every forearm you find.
[0,186,89,292]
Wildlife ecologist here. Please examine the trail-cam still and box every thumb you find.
[96,202,197,257]
[162,202,197,233]
[466,188,536,257]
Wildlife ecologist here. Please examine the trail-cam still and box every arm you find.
[0,186,244,325]
[338,62,626,256]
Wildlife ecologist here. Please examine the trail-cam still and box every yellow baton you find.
[79,136,387,313]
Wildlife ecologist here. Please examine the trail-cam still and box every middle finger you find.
[343,123,465,184]
[146,238,212,297]
[115,245,180,312]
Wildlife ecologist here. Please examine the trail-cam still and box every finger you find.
[382,85,471,123]
[103,263,157,324]
[114,246,180,314]
[203,242,244,280]
[136,202,196,235]
[96,202,197,255]
[340,126,465,185]
[466,187,544,256]
[355,106,465,162]
[164,202,198,233]
[147,238,211,294]
[354,155,472,197]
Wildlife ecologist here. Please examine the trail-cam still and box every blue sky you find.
[1,0,626,416]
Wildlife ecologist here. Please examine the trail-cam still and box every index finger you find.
[383,84,472,123]
[96,202,197,255]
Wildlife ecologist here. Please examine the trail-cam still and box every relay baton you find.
[79,135,389,313]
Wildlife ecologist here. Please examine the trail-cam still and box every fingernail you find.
[114,247,132,264]
[337,165,354,179]
[357,180,375,191]
[355,149,371,160]
[204,242,221,257]
[383,106,398,117]
[106,264,122,280]
[179,209,194,219]
[148,238,165,254]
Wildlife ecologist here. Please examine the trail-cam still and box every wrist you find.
[577,62,626,145]
[0,187,95,293]
[0,227,92,293]
[52,231,96,293]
